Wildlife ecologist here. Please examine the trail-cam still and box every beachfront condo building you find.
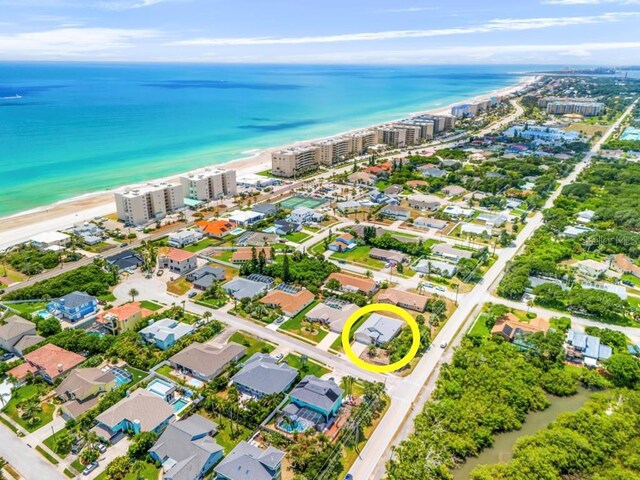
[271,146,320,178]
[114,182,184,226]
[451,98,499,118]
[376,124,421,147]
[398,118,435,140]
[180,169,237,202]
[546,100,605,117]
[315,137,352,166]
[346,130,378,154]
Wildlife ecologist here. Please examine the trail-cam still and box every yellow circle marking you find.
[341,303,420,374]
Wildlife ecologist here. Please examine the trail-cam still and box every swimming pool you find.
[108,367,133,387]
[171,398,189,413]
[230,228,245,236]
[35,309,53,320]
[262,226,277,234]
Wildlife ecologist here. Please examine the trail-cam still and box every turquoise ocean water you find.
[0,63,531,217]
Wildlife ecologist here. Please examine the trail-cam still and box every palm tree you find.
[203,311,212,323]
[130,460,145,480]
[342,376,355,399]
[128,288,139,302]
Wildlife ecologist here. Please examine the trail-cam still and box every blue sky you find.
[1,0,639,64]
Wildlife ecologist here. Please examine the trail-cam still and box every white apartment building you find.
[114,182,184,226]
[271,146,320,178]
[546,101,605,117]
[180,169,237,201]
[345,130,377,155]
[315,137,351,166]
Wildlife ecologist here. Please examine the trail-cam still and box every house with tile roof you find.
[231,353,298,399]
[231,247,273,264]
[96,302,154,334]
[0,316,44,356]
[491,313,550,343]
[8,344,85,384]
[169,343,246,382]
[259,288,315,317]
[196,220,236,239]
[150,414,223,480]
[214,441,284,480]
[158,248,198,275]
[610,253,640,278]
[378,288,429,312]
[325,272,378,295]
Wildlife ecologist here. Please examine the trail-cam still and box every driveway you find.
[113,273,176,306]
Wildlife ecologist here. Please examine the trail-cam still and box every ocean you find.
[0,63,531,218]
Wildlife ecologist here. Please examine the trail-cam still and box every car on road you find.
[435,286,446,292]
[119,243,127,248]
[156,269,164,276]
[424,282,434,288]
[440,342,448,349]
[83,462,99,475]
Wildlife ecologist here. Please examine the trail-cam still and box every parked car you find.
[1,353,14,362]
[435,286,446,292]
[96,443,107,454]
[119,242,127,248]
[188,291,198,298]
[71,439,85,454]
[440,342,448,349]
[345,474,354,480]
[274,353,284,362]
[83,462,99,475]
[194,320,204,328]
[156,269,164,276]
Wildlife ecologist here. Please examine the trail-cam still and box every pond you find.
[452,387,592,479]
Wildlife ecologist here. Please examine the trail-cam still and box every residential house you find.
[106,250,143,272]
[476,213,508,228]
[92,389,175,441]
[196,220,236,239]
[407,194,441,212]
[420,166,446,178]
[414,259,456,278]
[7,344,84,384]
[369,248,408,264]
[169,343,246,382]
[158,248,197,275]
[287,376,344,423]
[56,368,117,420]
[186,266,227,291]
[563,225,592,238]
[380,205,410,221]
[305,301,359,334]
[491,313,550,343]
[432,243,473,263]
[214,442,284,480]
[231,247,273,264]
[150,414,223,480]
[336,201,361,214]
[610,253,640,278]
[348,172,376,185]
[378,288,429,312]
[252,204,278,216]
[228,210,265,226]
[442,185,467,197]
[259,287,315,317]
[168,230,202,248]
[384,185,404,196]
[349,225,384,239]
[0,316,44,356]
[231,353,298,399]
[140,319,194,350]
[236,232,279,247]
[354,313,404,345]
[577,210,596,224]
[325,272,378,295]
[574,259,609,281]
[414,217,448,230]
[274,220,301,236]
[30,231,70,251]
[327,233,356,252]
[461,223,492,236]
[566,330,613,367]
[290,207,324,225]
[222,276,272,300]
[443,206,474,218]
[96,302,154,334]
[47,291,98,322]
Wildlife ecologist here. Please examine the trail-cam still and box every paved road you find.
[358,98,639,480]
[0,427,65,480]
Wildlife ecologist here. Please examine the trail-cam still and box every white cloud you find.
[0,27,160,57]
[170,12,639,46]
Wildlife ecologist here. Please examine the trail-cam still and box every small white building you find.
[575,259,609,281]
[414,259,457,278]
[290,207,324,225]
[563,225,592,238]
[461,223,492,236]
[443,206,474,219]
[167,230,203,248]
[228,210,265,226]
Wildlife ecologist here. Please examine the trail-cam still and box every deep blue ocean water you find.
[0,63,532,217]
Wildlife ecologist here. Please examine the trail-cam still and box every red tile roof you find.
[9,344,85,381]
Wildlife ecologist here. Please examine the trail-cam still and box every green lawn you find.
[284,231,312,244]
[468,314,491,338]
[98,293,117,302]
[622,273,640,287]
[70,459,84,473]
[284,354,330,377]
[124,365,148,384]
[213,250,234,263]
[43,428,73,458]
[184,238,216,253]
[8,302,46,318]
[35,445,59,465]
[211,414,251,453]
[156,365,182,383]
[167,277,192,295]
[310,236,335,255]
[330,313,370,352]
[229,332,275,357]
[280,301,329,344]
[2,384,55,432]
[124,462,159,480]
[139,300,163,311]
[331,246,386,269]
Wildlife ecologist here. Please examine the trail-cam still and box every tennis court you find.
[279,196,326,210]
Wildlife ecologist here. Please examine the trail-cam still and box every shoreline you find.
[0,75,537,249]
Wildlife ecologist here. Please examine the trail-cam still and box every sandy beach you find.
[0,75,536,250]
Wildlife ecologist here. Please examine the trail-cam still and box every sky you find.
[1,0,640,64]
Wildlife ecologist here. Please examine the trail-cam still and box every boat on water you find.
[1,94,22,99]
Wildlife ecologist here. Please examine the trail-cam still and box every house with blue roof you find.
[566,330,613,367]
[47,291,98,322]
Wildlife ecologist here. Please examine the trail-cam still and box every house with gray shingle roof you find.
[231,353,298,399]
[47,291,98,322]
[169,342,246,382]
[214,441,284,480]
[354,313,404,346]
[150,414,223,480]
[0,315,44,356]
[288,376,344,421]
